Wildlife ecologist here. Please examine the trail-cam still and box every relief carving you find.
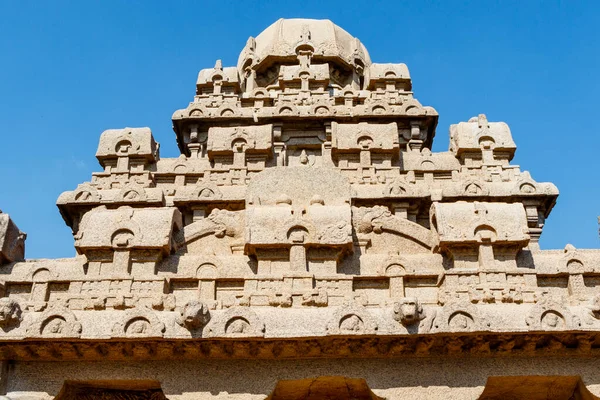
[354,206,392,234]
[0,297,22,329]
[434,302,490,333]
[204,307,265,338]
[526,298,577,331]
[327,303,378,335]
[207,209,243,238]
[26,306,82,338]
[391,297,435,332]
[112,307,166,338]
[177,300,211,330]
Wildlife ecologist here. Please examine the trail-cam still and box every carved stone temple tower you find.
[1,18,600,400]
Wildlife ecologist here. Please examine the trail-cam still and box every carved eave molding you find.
[0,331,597,361]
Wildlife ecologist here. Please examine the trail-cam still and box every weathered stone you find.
[1,18,599,399]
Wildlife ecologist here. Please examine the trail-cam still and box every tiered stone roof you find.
[0,19,599,365]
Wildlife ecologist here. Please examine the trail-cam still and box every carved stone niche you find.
[207,124,273,170]
[526,298,577,331]
[112,307,166,338]
[433,302,490,333]
[431,202,529,270]
[74,206,183,276]
[95,127,159,173]
[449,114,517,166]
[26,306,82,338]
[245,167,352,274]
[326,303,378,335]
[331,122,399,170]
[203,307,265,338]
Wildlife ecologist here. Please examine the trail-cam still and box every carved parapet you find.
[450,114,516,164]
[401,149,461,172]
[58,185,163,207]
[278,64,330,89]
[96,127,159,168]
[246,167,353,257]
[196,64,240,93]
[207,124,273,156]
[331,122,399,167]
[365,63,411,91]
[74,206,182,256]
[246,204,351,246]
[0,211,26,264]
[431,201,529,248]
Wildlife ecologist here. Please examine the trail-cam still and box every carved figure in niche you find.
[392,297,424,326]
[226,317,250,334]
[203,307,265,338]
[465,183,482,195]
[115,140,132,154]
[339,314,364,332]
[0,297,22,328]
[541,310,565,329]
[357,135,373,149]
[112,308,166,338]
[434,301,490,333]
[42,316,66,335]
[526,298,575,331]
[111,228,135,248]
[126,317,150,335]
[327,303,378,335]
[177,300,211,330]
[26,307,82,338]
[448,311,473,331]
[288,226,308,243]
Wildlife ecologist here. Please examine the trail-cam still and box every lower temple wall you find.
[4,356,600,400]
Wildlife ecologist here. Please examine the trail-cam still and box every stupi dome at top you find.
[237,18,372,75]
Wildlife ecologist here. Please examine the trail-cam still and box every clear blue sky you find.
[0,1,598,259]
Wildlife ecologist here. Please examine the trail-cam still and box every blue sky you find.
[0,0,598,259]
